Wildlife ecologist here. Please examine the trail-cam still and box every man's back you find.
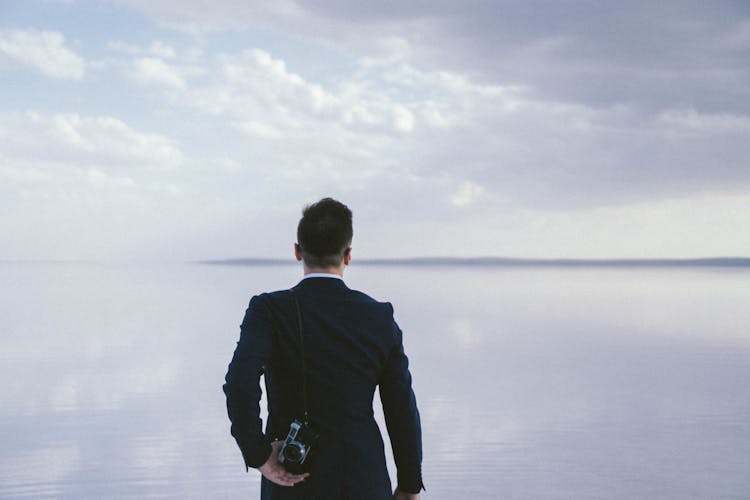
[224,277,423,499]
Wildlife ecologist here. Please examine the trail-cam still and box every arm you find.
[379,313,425,494]
[223,295,274,470]
[223,294,309,487]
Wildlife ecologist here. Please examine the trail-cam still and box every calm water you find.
[1,262,749,499]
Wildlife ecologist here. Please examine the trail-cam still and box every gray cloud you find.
[117,1,750,111]
[300,1,750,111]
[112,1,750,207]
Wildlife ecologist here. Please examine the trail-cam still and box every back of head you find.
[297,198,353,269]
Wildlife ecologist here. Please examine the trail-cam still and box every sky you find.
[1,0,749,261]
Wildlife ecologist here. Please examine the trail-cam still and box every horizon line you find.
[197,256,750,268]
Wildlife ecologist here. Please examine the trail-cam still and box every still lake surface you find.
[1,262,749,499]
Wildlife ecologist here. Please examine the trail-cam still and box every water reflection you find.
[1,263,749,498]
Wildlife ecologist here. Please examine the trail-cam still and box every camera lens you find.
[283,444,302,462]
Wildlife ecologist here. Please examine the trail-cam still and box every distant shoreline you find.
[197,257,750,268]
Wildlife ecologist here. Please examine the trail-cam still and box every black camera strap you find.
[292,291,310,425]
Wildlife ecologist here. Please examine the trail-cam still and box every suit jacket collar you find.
[293,276,349,293]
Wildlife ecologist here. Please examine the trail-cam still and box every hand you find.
[258,441,310,487]
[394,487,421,500]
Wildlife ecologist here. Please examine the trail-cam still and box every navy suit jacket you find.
[224,277,424,499]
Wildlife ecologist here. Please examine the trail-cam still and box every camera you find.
[278,420,319,473]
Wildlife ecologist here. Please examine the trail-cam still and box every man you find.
[224,198,424,500]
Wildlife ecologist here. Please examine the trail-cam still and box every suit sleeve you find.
[379,306,425,494]
[223,294,274,470]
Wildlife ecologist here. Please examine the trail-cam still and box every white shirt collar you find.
[302,272,344,281]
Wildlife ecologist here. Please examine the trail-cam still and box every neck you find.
[303,265,345,277]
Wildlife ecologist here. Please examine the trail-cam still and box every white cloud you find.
[363,191,750,259]
[393,105,415,133]
[450,181,484,207]
[108,39,179,59]
[131,57,187,89]
[86,168,137,189]
[3,111,185,169]
[129,47,462,140]
[0,29,85,80]
[0,164,52,184]
[149,40,177,59]
[215,48,339,114]
[232,120,282,139]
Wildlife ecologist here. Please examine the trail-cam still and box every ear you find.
[294,243,303,262]
[343,246,352,266]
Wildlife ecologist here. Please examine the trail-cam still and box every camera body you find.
[278,420,319,473]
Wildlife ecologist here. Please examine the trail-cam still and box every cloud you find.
[105,2,750,207]
[0,111,187,260]
[450,181,484,208]
[114,1,750,114]
[0,29,85,80]
[0,111,184,170]
[131,47,433,151]
[100,37,750,210]
[393,105,415,133]
[2,2,749,260]
[656,109,750,133]
[359,191,750,259]
[131,57,187,88]
[0,108,280,260]
[214,48,339,115]
[113,0,305,33]
[232,120,282,139]
[148,40,177,59]
[86,168,138,189]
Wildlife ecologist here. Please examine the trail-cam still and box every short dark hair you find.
[297,198,353,268]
